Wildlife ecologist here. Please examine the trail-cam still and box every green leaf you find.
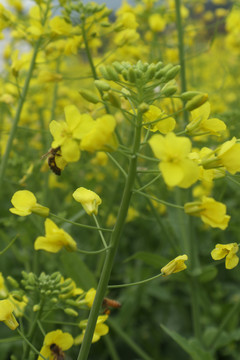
[60,252,97,290]
[161,324,214,360]
[124,251,168,268]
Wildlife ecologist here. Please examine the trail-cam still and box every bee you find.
[41,147,61,176]
[102,297,121,315]
[50,343,65,360]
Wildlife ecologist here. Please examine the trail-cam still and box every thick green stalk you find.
[0,37,42,191]
[175,0,188,123]
[77,112,142,360]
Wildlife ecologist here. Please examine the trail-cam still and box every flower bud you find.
[79,89,100,104]
[64,308,79,317]
[180,91,202,101]
[127,68,137,83]
[94,80,111,91]
[7,276,19,289]
[161,84,178,96]
[185,93,208,111]
[165,65,181,81]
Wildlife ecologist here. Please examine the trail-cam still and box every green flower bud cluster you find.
[21,271,63,298]
[99,61,180,87]
[64,1,111,23]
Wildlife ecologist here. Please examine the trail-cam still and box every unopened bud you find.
[165,65,180,81]
[94,80,110,91]
[7,276,19,289]
[181,91,202,101]
[127,68,137,83]
[64,308,79,317]
[185,93,208,111]
[79,89,100,104]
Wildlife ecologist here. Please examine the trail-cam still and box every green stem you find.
[49,212,112,232]
[134,190,184,210]
[108,272,163,289]
[175,0,188,123]
[107,152,127,178]
[76,246,111,255]
[0,37,42,190]
[77,111,142,360]
[108,319,153,360]
[92,214,108,248]
[103,335,121,360]
[17,329,46,360]
[208,300,240,350]
[0,234,18,255]
[136,174,161,192]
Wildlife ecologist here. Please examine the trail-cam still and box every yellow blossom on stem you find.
[0,299,19,330]
[211,243,239,269]
[75,315,109,345]
[161,255,188,276]
[72,187,102,215]
[149,132,199,188]
[34,219,77,253]
[143,105,176,134]
[84,288,96,308]
[38,329,73,360]
[49,105,94,162]
[80,114,117,152]
[184,196,230,230]
[186,101,226,136]
[217,137,240,174]
[9,190,49,217]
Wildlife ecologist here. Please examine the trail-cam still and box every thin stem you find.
[92,214,108,248]
[17,329,47,360]
[49,213,112,232]
[77,111,142,360]
[136,174,161,192]
[208,301,240,350]
[133,190,184,210]
[0,37,42,190]
[175,0,188,123]
[107,152,127,178]
[108,272,163,289]
[76,246,111,255]
[0,234,18,255]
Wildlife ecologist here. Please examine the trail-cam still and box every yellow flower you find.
[0,273,8,298]
[143,105,176,134]
[75,315,109,345]
[217,137,240,174]
[0,299,19,330]
[211,243,239,269]
[161,255,188,276]
[72,187,102,215]
[149,14,166,32]
[49,105,94,162]
[149,132,199,188]
[49,16,73,36]
[184,196,230,230]
[38,329,73,360]
[9,295,28,317]
[85,288,96,308]
[9,190,49,217]
[80,114,117,153]
[34,219,77,253]
[186,102,226,136]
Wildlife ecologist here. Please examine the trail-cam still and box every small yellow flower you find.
[34,219,77,253]
[217,137,240,174]
[85,288,96,308]
[75,315,109,345]
[143,105,176,134]
[161,255,188,276]
[149,132,199,188]
[9,190,49,217]
[184,196,230,230]
[149,14,166,32]
[38,329,73,360]
[72,187,102,215]
[211,243,239,269]
[0,299,19,330]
